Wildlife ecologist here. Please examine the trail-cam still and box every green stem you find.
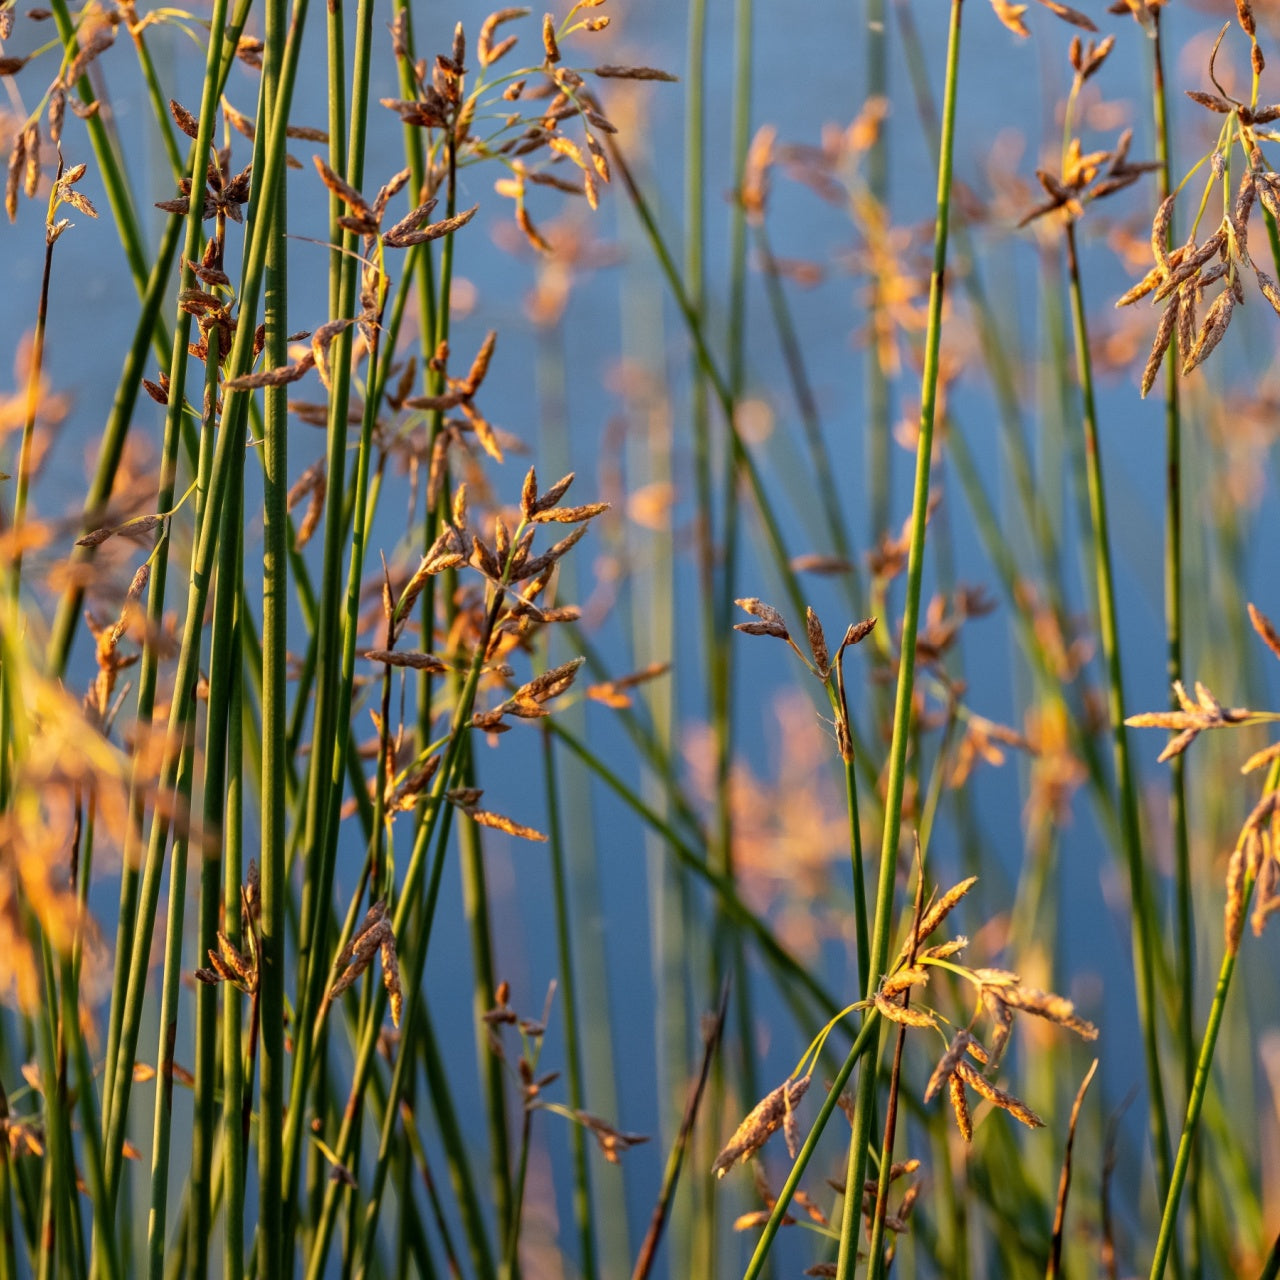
[191,343,245,1280]
[543,728,596,1278]
[1151,12,1200,1274]
[1064,218,1173,1220]
[837,0,962,1272]
[255,0,290,1257]
[1148,877,1249,1280]
[147,333,221,1279]
[222,528,247,1280]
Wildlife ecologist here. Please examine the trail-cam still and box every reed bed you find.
[1,0,1280,1275]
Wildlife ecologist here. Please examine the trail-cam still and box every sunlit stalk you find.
[1064,218,1173,1226]
[1150,12,1200,1273]
[836,0,963,1272]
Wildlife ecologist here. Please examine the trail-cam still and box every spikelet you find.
[712,1076,810,1178]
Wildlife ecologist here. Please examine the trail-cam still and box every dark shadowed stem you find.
[352,816,467,1275]
[717,0,754,885]
[295,264,392,1236]
[1063,219,1173,1231]
[1259,1231,1280,1280]
[711,0,756,1271]
[837,0,962,1272]
[1150,13,1200,1275]
[1047,1059,1099,1280]
[61,922,120,1280]
[257,14,289,1274]
[35,935,76,1280]
[632,982,728,1280]
[0,1083,15,1280]
[502,1107,534,1280]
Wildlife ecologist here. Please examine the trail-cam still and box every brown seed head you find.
[712,1076,810,1178]
[924,1029,972,1103]
[949,1074,973,1142]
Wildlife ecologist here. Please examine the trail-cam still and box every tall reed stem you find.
[1150,12,1201,1271]
[1063,220,1174,1227]
[836,0,962,1271]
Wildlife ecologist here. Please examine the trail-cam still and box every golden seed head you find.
[711,1076,810,1178]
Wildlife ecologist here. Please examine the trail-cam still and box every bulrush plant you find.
[0,2,666,1277]
[7,0,1280,1273]
[712,857,1097,1275]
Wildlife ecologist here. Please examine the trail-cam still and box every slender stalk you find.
[146,335,221,1278]
[455,755,515,1260]
[1151,760,1280,1279]
[866,863,927,1280]
[145,735,195,1279]
[0,168,57,799]
[1064,218,1173,1218]
[1150,12,1200,1273]
[1149,882,1250,1280]
[631,983,728,1280]
[222,530,247,1280]
[0,1085,14,1280]
[682,3,713,1270]
[191,342,245,1280]
[837,1,963,1272]
[542,729,596,1278]
[502,1106,533,1280]
[255,0,290,1254]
